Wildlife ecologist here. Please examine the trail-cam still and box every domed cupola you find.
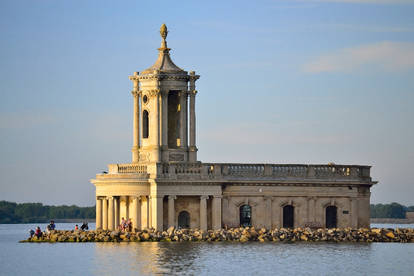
[141,24,187,75]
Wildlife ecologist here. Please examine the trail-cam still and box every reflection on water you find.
[1,224,414,275]
[90,242,414,276]
[94,242,202,275]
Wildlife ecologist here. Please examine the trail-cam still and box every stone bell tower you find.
[129,24,200,164]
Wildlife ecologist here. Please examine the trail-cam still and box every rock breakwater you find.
[21,227,414,243]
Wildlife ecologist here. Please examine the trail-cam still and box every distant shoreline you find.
[0,219,96,224]
[2,218,413,225]
[371,218,414,224]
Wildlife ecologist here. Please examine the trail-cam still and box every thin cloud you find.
[303,41,414,73]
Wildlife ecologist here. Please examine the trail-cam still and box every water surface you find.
[1,223,413,275]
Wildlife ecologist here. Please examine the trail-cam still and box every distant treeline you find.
[370,203,414,219]
[0,201,95,223]
[1,200,413,223]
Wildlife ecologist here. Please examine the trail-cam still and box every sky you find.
[0,0,413,206]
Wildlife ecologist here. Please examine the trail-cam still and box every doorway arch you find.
[326,206,337,228]
[240,205,252,227]
[283,205,294,228]
[178,211,190,228]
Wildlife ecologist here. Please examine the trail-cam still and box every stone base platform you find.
[21,227,414,243]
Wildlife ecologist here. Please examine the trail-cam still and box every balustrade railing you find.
[154,163,370,181]
[106,162,370,181]
[108,164,148,174]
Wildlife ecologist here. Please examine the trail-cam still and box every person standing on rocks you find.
[120,218,126,231]
[34,227,42,238]
[46,220,56,234]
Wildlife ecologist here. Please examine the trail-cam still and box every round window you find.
[143,95,148,104]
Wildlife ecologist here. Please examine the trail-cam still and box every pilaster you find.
[212,195,222,230]
[168,195,177,228]
[200,195,208,231]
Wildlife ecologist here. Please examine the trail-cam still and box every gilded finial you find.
[160,24,168,40]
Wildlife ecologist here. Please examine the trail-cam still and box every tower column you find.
[189,90,197,162]
[131,72,140,163]
[102,198,108,230]
[212,195,222,230]
[161,90,168,161]
[168,195,176,228]
[200,195,208,231]
[96,197,102,230]
[179,91,187,149]
[153,90,161,162]
[108,196,115,231]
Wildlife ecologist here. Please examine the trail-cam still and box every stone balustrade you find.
[108,164,148,174]
[152,163,372,182]
[103,163,371,182]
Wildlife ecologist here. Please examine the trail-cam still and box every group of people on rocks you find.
[118,217,133,232]
[29,220,89,238]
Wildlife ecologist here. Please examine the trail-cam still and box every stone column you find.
[108,197,115,231]
[96,197,102,230]
[141,196,149,229]
[102,198,108,230]
[154,92,161,162]
[212,195,222,230]
[179,91,187,148]
[114,197,119,229]
[168,195,176,228]
[151,195,164,231]
[264,197,272,229]
[200,196,208,231]
[131,196,141,231]
[189,90,197,162]
[131,72,140,163]
[184,93,188,148]
[161,90,168,161]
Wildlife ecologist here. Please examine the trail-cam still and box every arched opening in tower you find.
[143,110,149,138]
[168,91,181,148]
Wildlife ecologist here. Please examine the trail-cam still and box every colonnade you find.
[96,196,145,231]
[96,195,222,231]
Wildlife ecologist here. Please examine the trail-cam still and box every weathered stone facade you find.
[91,24,377,231]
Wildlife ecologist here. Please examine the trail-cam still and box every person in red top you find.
[35,226,42,238]
[75,225,79,230]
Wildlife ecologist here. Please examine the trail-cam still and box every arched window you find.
[283,205,294,228]
[143,110,149,138]
[240,205,252,227]
[178,211,190,228]
[326,206,337,228]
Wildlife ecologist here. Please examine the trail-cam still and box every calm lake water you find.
[1,223,414,276]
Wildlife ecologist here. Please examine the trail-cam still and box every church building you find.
[91,24,377,231]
